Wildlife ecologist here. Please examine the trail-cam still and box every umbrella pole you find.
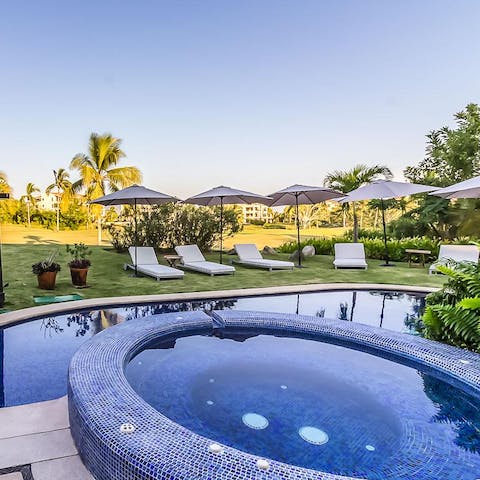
[295,194,303,267]
[219,197,223,264]
[380,198,394,267]
[134,199,138,277]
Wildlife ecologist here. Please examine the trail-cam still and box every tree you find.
[46,169,72,232]
[0,171,11,194]
[70,133,142,244]
[404,103,480,239]
[324,164,392,242]
[20,182,40,227]
[405,103,480,187]
[284,204,330,228]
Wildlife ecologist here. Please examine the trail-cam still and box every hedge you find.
[277,236,477,262]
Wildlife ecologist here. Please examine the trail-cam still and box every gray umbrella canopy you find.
[185,186,271,263]
[341,180,435,266]
[90,185,179,276]
[430,175,480,199]
[268,185,343,267]
[340,179,434,202]
[89,184,179,206]
[184,185,271,206]
[268,184,343,207]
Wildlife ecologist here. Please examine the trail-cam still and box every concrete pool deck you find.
[0,397,92,480]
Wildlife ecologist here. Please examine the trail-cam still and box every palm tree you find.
[70,133,142,244]
[324,164,392,242]
[46,169,72,232]
[0,171,11,194]
[20,182,40,227]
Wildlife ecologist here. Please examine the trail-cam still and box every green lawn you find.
[0,224,345,248]
[1,244,445,311]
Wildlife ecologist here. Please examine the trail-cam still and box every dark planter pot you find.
[70,267,89,287]
[37,271,58,290]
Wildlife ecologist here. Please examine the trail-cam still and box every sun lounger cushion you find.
[174,245,235,275]
[234,243,264,261]
[333,243,368,269]
[127,247,184,280]
[175,245,206,263]
[429,245,479,274]
[234,244,294,270]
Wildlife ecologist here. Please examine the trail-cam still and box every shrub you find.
[108,223,131,252]
[263,223,287,229]
[278,236,442,261]
[388,216,429,239]
[345,228,384,240]
[248,219,265,226]
[107,204,241,252]
[422,260,480,352]
[278,237,334,255]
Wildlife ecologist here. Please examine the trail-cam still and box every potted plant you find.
[66,243,92,287]
[32,251,61,290]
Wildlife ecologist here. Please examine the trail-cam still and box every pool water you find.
[0,290,424,407]
[125,333,480,479]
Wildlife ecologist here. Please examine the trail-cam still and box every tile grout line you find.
[0,427,72,442]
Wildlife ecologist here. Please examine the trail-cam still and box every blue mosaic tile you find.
[68,310,480,480]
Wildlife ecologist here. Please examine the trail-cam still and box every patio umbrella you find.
[431,175,480,199]
[90,185,179,276]
[268,185,343,267]
[184,186,271,264]
[341,180,435,266]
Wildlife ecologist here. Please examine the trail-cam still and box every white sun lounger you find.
[174,245,235,276]
[125,247,184,280]
[429,244,479,274]
[333,243,368,269]
[234,243,294,271]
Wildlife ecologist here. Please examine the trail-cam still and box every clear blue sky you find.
[1,0,479,198]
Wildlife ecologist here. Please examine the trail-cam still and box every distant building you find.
[239,203,273,223]
[37,192,85,211]
[38,192,60,211]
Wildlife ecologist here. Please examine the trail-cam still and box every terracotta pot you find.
[37,271,58,290]
[70,267,89,287]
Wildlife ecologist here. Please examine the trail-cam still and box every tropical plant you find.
[70,132,142,244]
[66,243,92,269]
[324,164,392,242]
[31,250,61,275]
[20,182,40,227]
[422,258,480,352]
[46,169,72,231]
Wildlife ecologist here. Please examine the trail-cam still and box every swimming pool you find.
[0,289,424,407]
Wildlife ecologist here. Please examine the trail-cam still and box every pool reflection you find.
[0,290,425,407]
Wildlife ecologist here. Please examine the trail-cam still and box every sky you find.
[1,0,479,198]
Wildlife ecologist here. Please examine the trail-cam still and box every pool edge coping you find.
[0,282,438,328]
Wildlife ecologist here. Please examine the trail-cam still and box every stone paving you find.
[0,396,92,480]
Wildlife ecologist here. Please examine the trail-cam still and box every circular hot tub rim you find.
[68,310,480,480]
